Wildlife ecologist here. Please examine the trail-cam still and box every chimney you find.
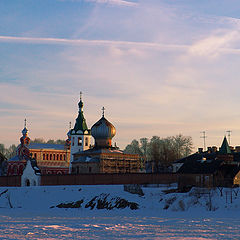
[212,146,217,152]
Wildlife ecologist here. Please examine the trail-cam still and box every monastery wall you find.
[0,173,178,187]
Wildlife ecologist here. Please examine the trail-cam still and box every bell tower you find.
[69,92,91,164]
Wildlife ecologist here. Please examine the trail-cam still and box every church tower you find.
[69,93,91,163]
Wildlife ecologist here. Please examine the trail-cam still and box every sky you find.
[1,0,240,151]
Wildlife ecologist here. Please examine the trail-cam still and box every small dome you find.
[91,116,116,148]
[22,127,28,136]
[78,99,83,110]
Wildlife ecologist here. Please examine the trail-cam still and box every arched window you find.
[85,137,88,146]
[63,155,66,161]
[50,154,52,160]
[13,165,18,175]
[53,154,55,160]
[34,153,37,159]
[72,137,75,146]
[57,154,59,160]
[60,155,62,161]
[46,154,49,160]
[78,137,82,146]
[25,179,30,186]
[43,154,45,160]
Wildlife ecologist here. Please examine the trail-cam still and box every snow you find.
[0,185,240,239]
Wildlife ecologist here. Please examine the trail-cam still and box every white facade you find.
[21,160,41,186]
[70,130,91,163]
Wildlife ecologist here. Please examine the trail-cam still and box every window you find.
[57,154,59,160]
[46,154,49,160]
[13,165,18,175]
[43,154,45,160]
[64,155,66,161]
[196,176,200,183]
[53,154,55,160]
[85,137,88,146]
[34,153,37,159]
[89,167,92,173]
[60,155,62,160]
[205,176,209,183]
[25,179,30,186]
[78,137,82,146]
[50,154,52,160]
[72,137,75,146]
[19,165,24,175]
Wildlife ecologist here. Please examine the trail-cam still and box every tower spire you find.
[78,92,83,112]
[200,131,207,151]
[24,118,27,128]
[102,107,105,117]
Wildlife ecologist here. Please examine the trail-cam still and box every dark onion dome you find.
[91,116,116,148]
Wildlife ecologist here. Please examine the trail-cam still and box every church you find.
[69,94,141,174]
[6,93,142,176]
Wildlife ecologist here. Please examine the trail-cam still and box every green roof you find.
[219,136,231,154]
[72,99,89,133]
[73,111,88,132]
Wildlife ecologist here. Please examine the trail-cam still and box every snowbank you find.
[0,185,240,217]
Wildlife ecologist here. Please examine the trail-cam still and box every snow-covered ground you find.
[0,185,240,239]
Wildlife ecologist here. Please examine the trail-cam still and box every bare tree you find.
[124,134,193,172]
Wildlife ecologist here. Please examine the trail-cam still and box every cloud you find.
[0,35,188,51]
[189,30,240,57]
[86,0,137,6]
[60,0,137,6]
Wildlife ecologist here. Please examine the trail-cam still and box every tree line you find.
[124,134,193,172]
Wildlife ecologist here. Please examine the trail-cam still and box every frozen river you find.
[0,213,239,239]
[1,185,240,239]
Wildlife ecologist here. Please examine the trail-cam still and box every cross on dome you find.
[102,107,105,117]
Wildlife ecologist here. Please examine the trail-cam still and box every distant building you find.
[7,121,40,177]
[7,94,142,176]
[29,143,70,175]
[175,136,240,188]
[71,108,141,174]
[7,120,70,175]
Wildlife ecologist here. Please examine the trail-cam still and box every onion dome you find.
[91,107,116,148]
[20,119,30,146]
[22,127,28,136]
